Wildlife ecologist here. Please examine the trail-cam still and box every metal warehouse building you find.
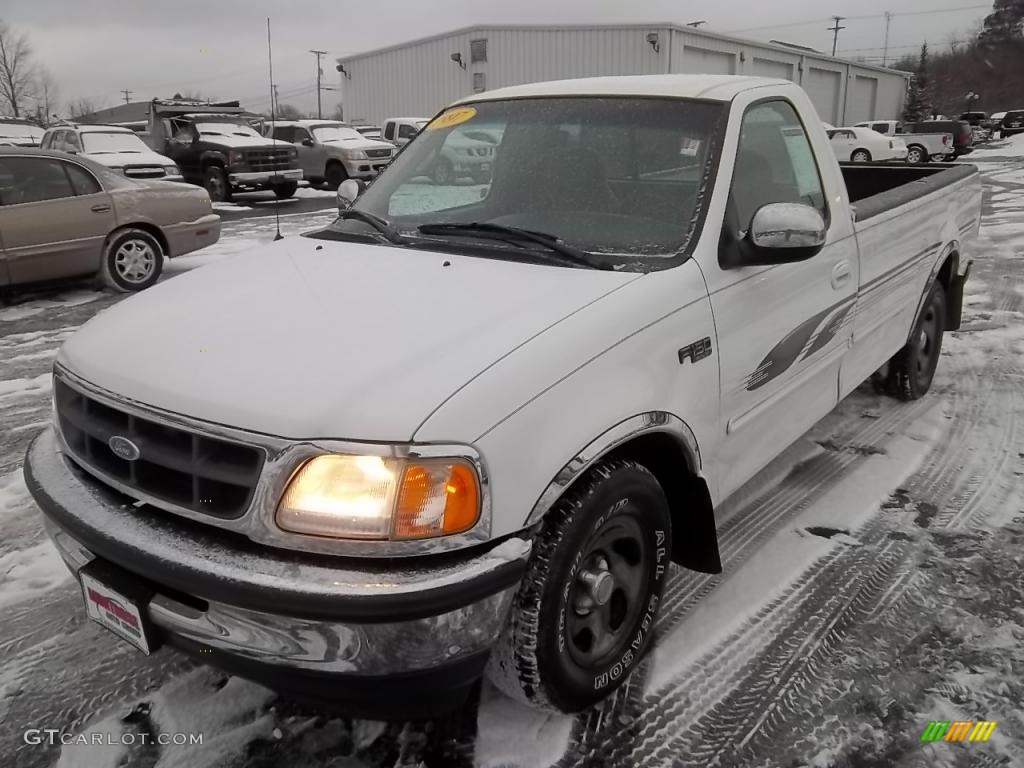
[337,24,909,127]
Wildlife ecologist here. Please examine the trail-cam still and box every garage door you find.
[804,68,842,124]
[679,47,736,75]
[751,58,794,81]
[847,76,878,124]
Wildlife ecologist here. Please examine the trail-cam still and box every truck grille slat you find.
[365,148,392,159]
[244,148,293,172]
[54,378,263,520]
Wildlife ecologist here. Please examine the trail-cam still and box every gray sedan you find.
[0,147,220,292]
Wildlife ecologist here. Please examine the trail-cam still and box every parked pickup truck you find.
[854,119,953,164]
[25,75,980,717]
[145,99,302,202]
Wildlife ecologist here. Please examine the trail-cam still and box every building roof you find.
[452,74,792,104]
[337,23,911,77]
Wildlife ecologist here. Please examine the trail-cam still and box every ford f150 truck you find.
[25,75,980,717]
[145,99,302,202]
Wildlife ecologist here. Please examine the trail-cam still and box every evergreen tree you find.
[902,44,932,122]
[979,0,1024,44]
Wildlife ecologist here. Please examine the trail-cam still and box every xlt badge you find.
[678,337,713,365]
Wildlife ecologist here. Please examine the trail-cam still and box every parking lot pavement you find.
[212,182,339,221]
[2,141,1024,768]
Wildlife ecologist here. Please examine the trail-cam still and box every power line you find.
[728,5,991,34]
[828,16,846,56]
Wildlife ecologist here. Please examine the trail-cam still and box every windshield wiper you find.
[416,222,610,270]
[339,209,409,245]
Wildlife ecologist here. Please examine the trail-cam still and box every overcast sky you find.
[3,0,992,117]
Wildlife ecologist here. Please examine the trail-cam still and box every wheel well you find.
[602,432,721,573]
[852,148,871,159]
[109,223,168,257]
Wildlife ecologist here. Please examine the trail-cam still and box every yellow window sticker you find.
[427,107,477,130]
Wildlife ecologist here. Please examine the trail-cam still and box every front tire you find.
[325,162,348,191]
[202,165,231,202]
[884,281,946,401]
[100,228,163,292]
[851,149,871,162]
[487,459,672,713]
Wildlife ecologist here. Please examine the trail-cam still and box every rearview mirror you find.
[742,203,826,265]
[337,178,366,211]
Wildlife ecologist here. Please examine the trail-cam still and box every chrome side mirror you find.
[337,178,365,212]
[744,202,826,264]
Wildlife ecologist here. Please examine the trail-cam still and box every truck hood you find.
[58,236,639,441]
[86,150,174,167]
[323,136,395,152]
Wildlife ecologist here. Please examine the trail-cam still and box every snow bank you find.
[0,540,71,610]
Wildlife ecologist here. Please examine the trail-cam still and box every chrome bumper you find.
[27,428,528,678]
[228,169,303,185]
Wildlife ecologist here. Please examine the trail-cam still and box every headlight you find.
[108,166,125,175]
[276,455,480,540]
[228,150,246,166]
[341,149,368,160]
[164,165,180,175]
[290,147,299,159]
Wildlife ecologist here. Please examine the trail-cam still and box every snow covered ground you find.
[1,138,1023,767]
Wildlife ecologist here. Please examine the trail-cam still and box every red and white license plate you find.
[80,570,152,654]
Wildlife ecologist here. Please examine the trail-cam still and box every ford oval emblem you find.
[108,435,141,462]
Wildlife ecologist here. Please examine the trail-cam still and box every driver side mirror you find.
[731,203,827,267]
[337,178,367,211]
[301,138,314,147]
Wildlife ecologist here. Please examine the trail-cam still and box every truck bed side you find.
[838,162,982,396]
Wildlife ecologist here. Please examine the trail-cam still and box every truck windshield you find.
[331,97,725,270]
[313,125,365,142]
[82,131,150,153]
[197,122,262,138]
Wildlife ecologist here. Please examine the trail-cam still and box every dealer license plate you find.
[80,565,153,654]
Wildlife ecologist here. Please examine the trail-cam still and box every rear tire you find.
[202,165,231,203]
[487,459,672,713]
[325,162,348,191]
[100,228,163,292]
[884,282,946,401]
[851,149,871,162]
[906,145,927,165]
[273,181,298,199]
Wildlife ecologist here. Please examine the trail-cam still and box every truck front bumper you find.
[25,428,530,717]
[342,158,391,179]
[228,169,303,186]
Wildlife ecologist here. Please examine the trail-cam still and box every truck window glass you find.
[384,122,395,140]
[398,123,418,139]
[341,96,725,268]
[272,126,295,143]
[731,100,826,231]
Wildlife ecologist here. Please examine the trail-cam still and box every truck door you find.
[703,99,859,500]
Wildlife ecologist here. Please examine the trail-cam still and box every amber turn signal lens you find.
[393,460,480,539]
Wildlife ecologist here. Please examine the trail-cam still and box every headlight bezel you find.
[341,149,368,161]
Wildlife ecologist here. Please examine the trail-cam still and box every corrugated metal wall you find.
[339,25,908,127]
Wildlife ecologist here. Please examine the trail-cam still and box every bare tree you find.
[0,19,36,117]
[33,67,58,124]
[68,97,107,120]
[275,103,302,120]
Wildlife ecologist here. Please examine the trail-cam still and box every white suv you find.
[264,120,397,189]
[40,124,183,181]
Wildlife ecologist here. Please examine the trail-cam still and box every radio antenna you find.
[267,17,283,241]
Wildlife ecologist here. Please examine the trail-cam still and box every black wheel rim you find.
[916,301,941,381]
[565,514,649,669]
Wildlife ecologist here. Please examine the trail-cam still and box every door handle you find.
[831,260,852,289]
[91,204,111,213]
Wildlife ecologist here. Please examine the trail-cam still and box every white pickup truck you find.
[854,119,954,164]
[26,75,980,717]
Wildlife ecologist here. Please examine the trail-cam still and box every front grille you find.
[54,378,264,520]
[244,148,293,172]
[124,165,166,179]
[365,148,392,159]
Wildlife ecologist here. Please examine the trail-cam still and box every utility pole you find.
[272,84,279,113]
[309,49,327,119]
[882,11,892,66]
[121,89,132,105]
[827,16,846,57]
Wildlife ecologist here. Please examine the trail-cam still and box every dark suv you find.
[906,120,973,157]
[1002,110,1024,136]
